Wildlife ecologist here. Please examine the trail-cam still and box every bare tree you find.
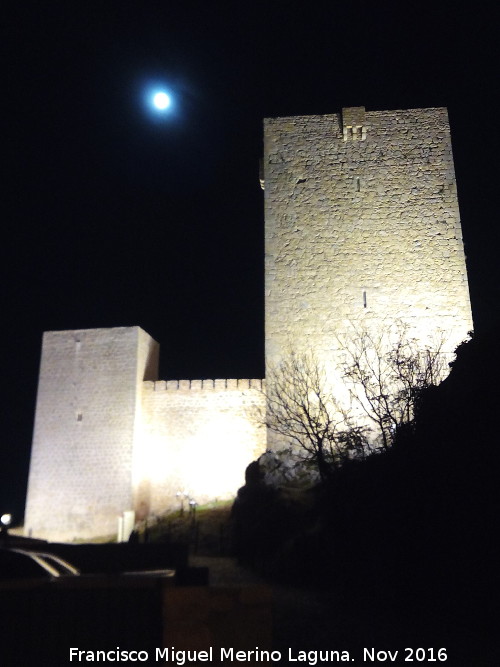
[265,352,369,481]
[264,325,448,482]
[338,323,447,450]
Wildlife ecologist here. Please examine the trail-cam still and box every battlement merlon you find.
[341,106,367,141]
[143,378,265,392]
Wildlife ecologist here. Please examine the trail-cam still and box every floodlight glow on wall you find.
[1,513,12,526]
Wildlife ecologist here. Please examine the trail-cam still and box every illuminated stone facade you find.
[264,106,472,365]
[25,106,472,541]
[25,328,155,541]
[25,327,265,541]
[138,378,265,517]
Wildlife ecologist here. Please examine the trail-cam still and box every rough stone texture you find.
[264,107,473,368]
[25,106,474,541]
[24,327,159,542]
[25,327,265,541]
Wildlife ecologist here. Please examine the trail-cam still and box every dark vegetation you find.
[265,325,447,483]
[145,501,234,556]
[232,331,499,661]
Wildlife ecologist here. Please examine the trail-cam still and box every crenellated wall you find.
[25,327,266,541]
[24,106,474,541]
[148,379,264,391]
[136,379,265,516]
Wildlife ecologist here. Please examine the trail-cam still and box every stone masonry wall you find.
[264,107,473,370]
[24,107,475,541]
[25,327,159,542]
[25,326,265,541]
[139,379,266,514]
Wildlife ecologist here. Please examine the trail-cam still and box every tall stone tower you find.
[263,107,473,375]
[24,105,474,542]
[24,327,159,541]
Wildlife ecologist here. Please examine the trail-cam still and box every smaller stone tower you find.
[24,327,159,542]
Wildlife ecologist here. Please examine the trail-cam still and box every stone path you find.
[189,555,344,652]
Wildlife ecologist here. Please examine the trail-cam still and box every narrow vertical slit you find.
[356,177,361,192]
[363,291,367,308]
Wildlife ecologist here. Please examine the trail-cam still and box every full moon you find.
[153,91,171,110]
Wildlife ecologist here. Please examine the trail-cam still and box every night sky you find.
[2,3,498,520]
